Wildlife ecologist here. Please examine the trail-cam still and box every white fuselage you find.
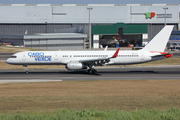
[6,50,161,66]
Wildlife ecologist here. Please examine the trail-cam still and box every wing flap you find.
[80,58,110,66]
[80,48,120,66]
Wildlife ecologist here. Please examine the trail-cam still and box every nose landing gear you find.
[23,65,28,73]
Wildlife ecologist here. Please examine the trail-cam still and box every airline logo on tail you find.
[145,12,155,19]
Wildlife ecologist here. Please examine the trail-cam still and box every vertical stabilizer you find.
[142,25,174,52]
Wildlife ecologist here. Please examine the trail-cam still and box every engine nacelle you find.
[66,62,87,70]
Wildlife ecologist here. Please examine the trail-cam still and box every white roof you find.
[0,4,178,6]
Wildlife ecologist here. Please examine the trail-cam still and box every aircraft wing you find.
[80,48,120,66]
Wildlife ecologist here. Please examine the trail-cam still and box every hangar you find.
[92,23,148,48]
[0,4,179,49]
[0,33,87,50]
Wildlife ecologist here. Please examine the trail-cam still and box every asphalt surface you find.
[0,53,13,61]
[172,52,180,57]
[0,66,180,84]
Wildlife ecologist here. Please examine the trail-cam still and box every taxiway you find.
[0,65,180,84]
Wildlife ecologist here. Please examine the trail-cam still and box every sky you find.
[0,0,180,4]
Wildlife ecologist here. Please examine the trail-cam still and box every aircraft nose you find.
[6,58,12,64]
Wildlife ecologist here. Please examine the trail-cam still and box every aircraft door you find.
[141,52,144,60]
[22,53,26,61]
[54,53,58,60]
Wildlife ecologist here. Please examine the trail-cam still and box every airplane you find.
[99,38,118,46]
[99,35,119,46]
[6,25,174,74]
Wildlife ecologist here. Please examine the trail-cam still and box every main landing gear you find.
[23,65,28,73]
[88,65,97,74]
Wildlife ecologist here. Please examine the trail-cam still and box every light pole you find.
[87,7,93,49]
[163,7,168,26]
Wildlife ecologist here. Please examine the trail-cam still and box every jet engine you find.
[66,62,87,70]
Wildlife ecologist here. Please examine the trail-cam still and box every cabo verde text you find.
[28,52,51,61]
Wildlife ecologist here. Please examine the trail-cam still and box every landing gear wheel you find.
[88,69,92,74]
[23,65,29,74]
[93,69,97,74]
[88,69,97,74]
[88,65,98,74]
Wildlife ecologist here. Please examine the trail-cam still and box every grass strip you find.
[0,80,180,113]
[0,108,180,120]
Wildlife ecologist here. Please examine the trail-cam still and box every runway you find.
[0,53,12,61]
[0,65,180,83]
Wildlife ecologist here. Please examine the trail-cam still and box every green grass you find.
[0,80,179,119]
[0,108,179,120]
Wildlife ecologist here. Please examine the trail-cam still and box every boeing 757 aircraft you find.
[6,25,174,74]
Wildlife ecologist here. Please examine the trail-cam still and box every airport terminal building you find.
[0,4,179,49]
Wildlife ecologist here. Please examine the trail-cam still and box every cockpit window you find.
[11,56,17,58]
